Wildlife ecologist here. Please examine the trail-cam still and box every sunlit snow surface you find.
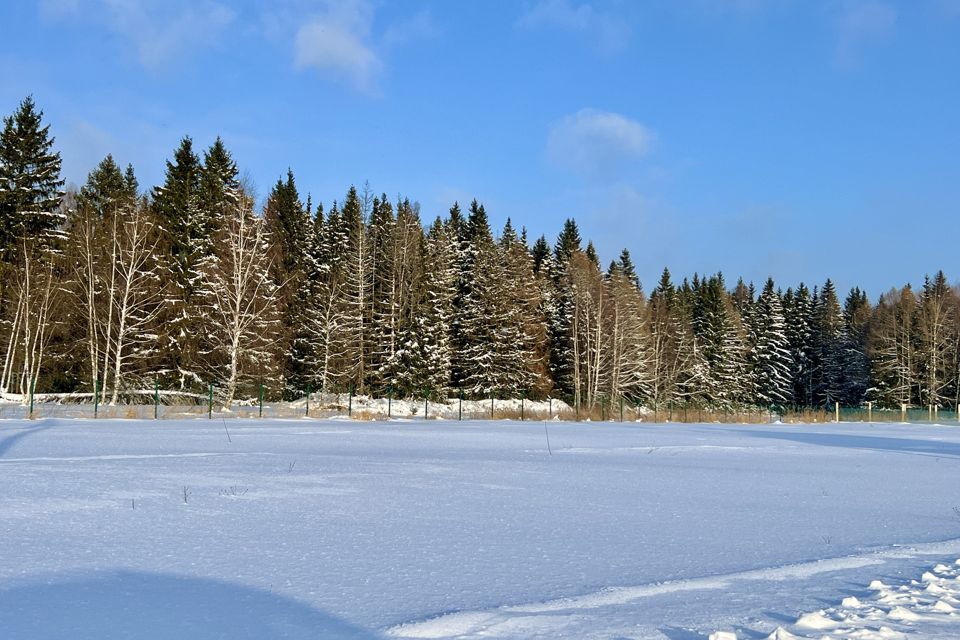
[2,418,960,639]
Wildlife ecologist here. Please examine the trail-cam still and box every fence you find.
[2,386,958,425]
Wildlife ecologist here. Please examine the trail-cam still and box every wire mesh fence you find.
[2,385,958,425]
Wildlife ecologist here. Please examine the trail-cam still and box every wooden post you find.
[349,385,354,417]
[929,404,933,422]
[834,401,839,423]
[305,384,310,417]
[620,396,624,422]
[458,389,463,421]
[423,389,428,420]
[901,403,906,423]
[867,401,872,423]
[490,394,494,420]
[29,377,35,419]
[208,383,213,420]
[548,397,552,419]
[387,386,392,418]
[94,378,99,419]
[154,378,159,420]
[520,393,525,421]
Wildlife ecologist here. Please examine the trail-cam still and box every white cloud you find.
[834,0,897,69]
[294,2,381,94]
[288,1,437,93]
[517,0,630,54]
[546,109,654,179]
[39,0,235,69]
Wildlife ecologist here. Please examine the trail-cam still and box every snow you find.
[2,418,960,638]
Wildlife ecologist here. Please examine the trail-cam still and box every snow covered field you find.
[2,418,960,639]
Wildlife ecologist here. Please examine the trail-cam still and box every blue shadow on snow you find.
[0,570,381,640]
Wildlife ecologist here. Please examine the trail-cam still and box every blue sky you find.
[2,0,958,296]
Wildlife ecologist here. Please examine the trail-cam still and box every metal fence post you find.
[520,392,525,421]
[94,378,99,419]
[387,386,392,418]
[29,377,35,418]
[208,384,213,419]
[154,378,159,420]
[423,389,429,420]
[349,384,353,417]
[458,389,463,421]
[490,394,494,420]
[305,384,311,417]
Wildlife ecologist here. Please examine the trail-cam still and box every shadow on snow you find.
[0,570,381,639]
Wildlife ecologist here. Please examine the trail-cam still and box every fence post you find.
[490,393,494,420]
[834,401,839,423]
[901,403,906,423]
[94,378,99,419]
[548,397,553,419]
[258,383,264,418]
[867,401,872,423]
[929,404,933,422]
[388,386,392,418]
[458,389,463,421]
[208,383,213,419]
[423,389,429,420]
[305,383,311,417]
[620,396,624,422]
[154,378,159,420]
[29,377,35,419]
[349,384,353,417]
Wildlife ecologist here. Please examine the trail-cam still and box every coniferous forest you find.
[2,97,958,410]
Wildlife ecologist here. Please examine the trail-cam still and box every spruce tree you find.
[751,279,793,406]
[0,96,65,255]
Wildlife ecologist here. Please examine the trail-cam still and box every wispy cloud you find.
[547,109,654,180]
[383,9,439,48]
[834,0,897,69]
[294,1,381,93]
[286,1,439,93]
[517,0,630,54]
[41,0,236,70]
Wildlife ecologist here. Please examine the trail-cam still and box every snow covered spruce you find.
[1,96,959,416]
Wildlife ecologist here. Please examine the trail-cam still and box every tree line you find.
[1,97,958,409]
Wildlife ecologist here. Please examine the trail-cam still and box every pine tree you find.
[547,218,582,400]
[262,169,310,390]
[814,279,845,406]
[0,96,65,397]
[152,137,207,388]
[453,200,504,396]
[0,96,65,255]
[751,279,793,406]
[840,287,871,404]
[338,186,372,392]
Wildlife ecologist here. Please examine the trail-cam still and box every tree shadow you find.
[0,570,382,639]
[728,428,960,460]
[0,420,57,457]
